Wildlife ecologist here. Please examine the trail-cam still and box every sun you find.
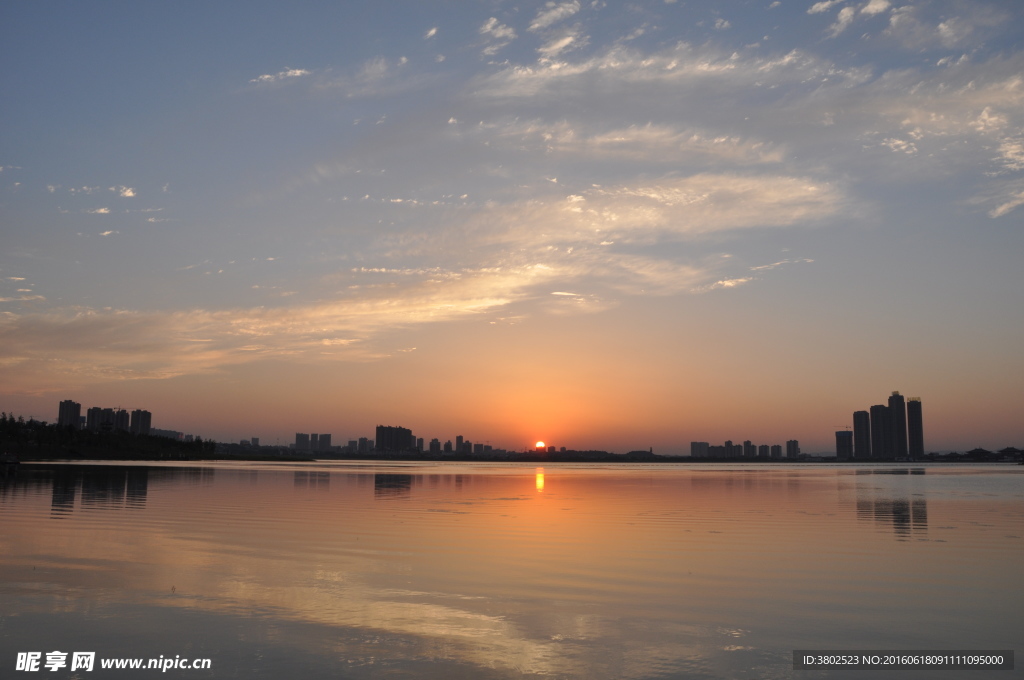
[535,441,545,449]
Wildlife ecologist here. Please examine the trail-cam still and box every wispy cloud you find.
[479,120,785,164]
[424,27,438,39]
[249,67,311,84]
[861,0,890,16]
[808,0,844,14]
[0,267,558,389]
[529,1,581,32]
[480,17,517,55]
[538,30,585,59]
[110,185,136,197]
[828,6,856,36]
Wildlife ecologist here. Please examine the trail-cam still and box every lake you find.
[1,462,1021,678]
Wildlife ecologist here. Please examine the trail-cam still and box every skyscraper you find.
[907,397,923,458]
[836,431,853,460]
[130,409,151,435]
[58,400,81,429]
[870,404,890,459]
[376,425,413,452]
[888,391,908,458]
[853,410,871,459]
[786,440,800,459]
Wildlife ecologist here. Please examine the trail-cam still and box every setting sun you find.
[535,441,545,449]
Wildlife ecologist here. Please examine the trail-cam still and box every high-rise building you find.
[416,437,424,452]
[888,391,908,458]
[310,433,319,451]
[743,440,755,457]
[907,398,923,458]
[786,440,800,458]
[869,404,890,458]
[758,444,770,458]
[319,433,331,450]
[376,425,413,452]
[130,409,151,435]
[114,409,130,432]
[357,437,371,454]
[836,431,854,460]
[690,442,710,457]
[251,437,260,447]
[852,410,871,459]
[87,407,116,432]
[295,433,310,450]
[456,435,463,451]
[58,400,81,429]
[770,444,782,458]
[429,438,440,453]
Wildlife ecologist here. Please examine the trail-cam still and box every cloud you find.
[529,1,581,32]
[979,181,1024,218]
[472,42,851,99]
[86,207,111,214]
[110,185,136,197]
[714,18,731,30]
[808,0,843,14]
[314,57,428,99]
[861,0,889,16]
[484,121,785,164]
[538,30,585,59]
[694,277,753,292]
[249,67,311,85]
[828,6,856,36]
[0,295,46,303]
[424,27,438,39]
[997,137,1024,171]
[0,267,559,390]
[480,17,518,55]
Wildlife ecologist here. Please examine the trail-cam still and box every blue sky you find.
[2,1,1022,452]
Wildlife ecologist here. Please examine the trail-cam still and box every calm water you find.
[1,462,1021,679]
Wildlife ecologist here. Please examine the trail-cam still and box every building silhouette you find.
[853,392,924,460]
[130,409,151,435]
[853,410,871,459]
[888,391,908,458]
[58,400,81,429]
[907,398,923,458]
[375,425,413,452]
[836,430,853,460]
[869,404,890,459]
[786,440,800,458]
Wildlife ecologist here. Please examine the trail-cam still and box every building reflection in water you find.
[851,469,928,540]
[0,465,218,517]
[374,473,414,498]
[294,471,330,490]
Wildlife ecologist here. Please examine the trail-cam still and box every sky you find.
[1,0,1022,453]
